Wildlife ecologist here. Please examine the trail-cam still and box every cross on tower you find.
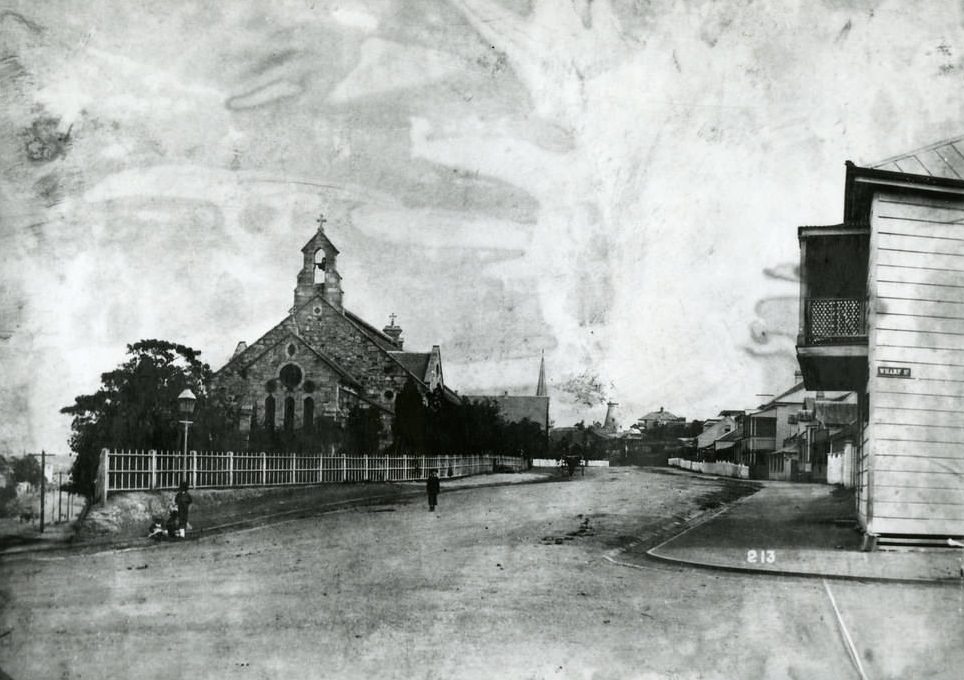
[389,313,397,326]
[316,213,327,229]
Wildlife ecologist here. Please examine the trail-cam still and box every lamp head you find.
[177,389,197,418]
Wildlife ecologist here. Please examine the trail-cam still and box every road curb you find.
[636,496,960,586]
[641,548,960,586]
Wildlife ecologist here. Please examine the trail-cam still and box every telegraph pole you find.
[39,449,46,533]
[58,470,63,523]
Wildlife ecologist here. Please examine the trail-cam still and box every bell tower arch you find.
[294,213,343,311]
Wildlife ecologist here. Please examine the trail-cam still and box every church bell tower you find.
[294,214,343,311]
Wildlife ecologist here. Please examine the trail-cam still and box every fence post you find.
[261,452,267,486]
[403,455,408,481]
[363,454,369,482]
[341,454,347,482]
[317,453,323,484]
[98,448,110,504]
[290,452,296,485]
[190,450,197,488]
[149,449,157,490]
[228,451,234,487]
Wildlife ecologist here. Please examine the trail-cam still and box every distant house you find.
[712,427,743,461]
[696,415,738,460]
[636,407,684,430]
[740,380,850,479]
[795,146,964,541]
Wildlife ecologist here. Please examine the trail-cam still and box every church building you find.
[211,216,449,441]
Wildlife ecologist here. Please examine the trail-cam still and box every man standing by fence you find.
[174,481,192,538]
[426,470,440,512]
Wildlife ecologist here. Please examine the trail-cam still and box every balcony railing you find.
[804,298,866,345]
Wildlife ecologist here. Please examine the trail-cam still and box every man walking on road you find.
[427,469,440,511]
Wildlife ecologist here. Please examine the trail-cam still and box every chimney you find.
[794,370,803,383]
[233,341,248,357]
[382,314,403,349]
[659,406,664,413]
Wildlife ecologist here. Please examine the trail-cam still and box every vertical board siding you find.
[868,193,964,536]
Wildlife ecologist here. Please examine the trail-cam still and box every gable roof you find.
[345,310,400,351]
[639,408,681,422]
[760,382,806,408]
[219,291,443,399]
[869,135,964,181]
[697,416,737,449]
[388,352,431,382]
[226,328,362,388]
[293,294,434,389]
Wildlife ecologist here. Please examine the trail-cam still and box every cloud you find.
[350,205,531,250]
[327,38,462,104]
[226,79,304,110]
[330,5,379,32]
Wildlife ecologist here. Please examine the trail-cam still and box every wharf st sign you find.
[877,366,912,379]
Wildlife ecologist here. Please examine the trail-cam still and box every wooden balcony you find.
[803,298,867,344]
[796,297,867,391]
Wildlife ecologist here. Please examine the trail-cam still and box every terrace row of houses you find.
[686,376,859,486]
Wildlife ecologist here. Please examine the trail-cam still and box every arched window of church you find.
[303,397,314,431]
[314,249,326,284]
[264,396,276,430]
[284,396,295,431]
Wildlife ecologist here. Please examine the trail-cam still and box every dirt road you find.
[1,468,960,679]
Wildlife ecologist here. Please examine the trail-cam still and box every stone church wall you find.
[295,299,419,412]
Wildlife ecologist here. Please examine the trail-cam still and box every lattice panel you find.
[807,298,865,342]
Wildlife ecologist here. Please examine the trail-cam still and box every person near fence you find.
[174,481,193,538]
[426,469,440,511]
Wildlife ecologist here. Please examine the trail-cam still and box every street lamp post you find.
[178,389,197,485]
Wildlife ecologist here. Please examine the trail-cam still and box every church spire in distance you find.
[536,351,547,397]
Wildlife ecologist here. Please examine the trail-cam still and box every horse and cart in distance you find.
[560,455,586,478]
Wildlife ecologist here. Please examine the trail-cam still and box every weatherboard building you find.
[795,139,964,543]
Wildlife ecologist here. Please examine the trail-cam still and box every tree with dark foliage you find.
[388,380,545,458]
[391,378,427,454]
[60,340,239,499]
[11,454,43,487]
[343,406,383,454]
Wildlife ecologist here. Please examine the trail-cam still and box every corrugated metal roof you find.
[869,135,964,181]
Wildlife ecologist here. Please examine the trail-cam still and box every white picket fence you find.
[531,458,610,468]
[668,457,749,480]
[97,448,526,499]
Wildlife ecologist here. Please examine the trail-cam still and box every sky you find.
[0,0,962,452]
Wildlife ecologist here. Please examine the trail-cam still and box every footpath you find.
[635,478,962,584]
[0,470,552,558]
